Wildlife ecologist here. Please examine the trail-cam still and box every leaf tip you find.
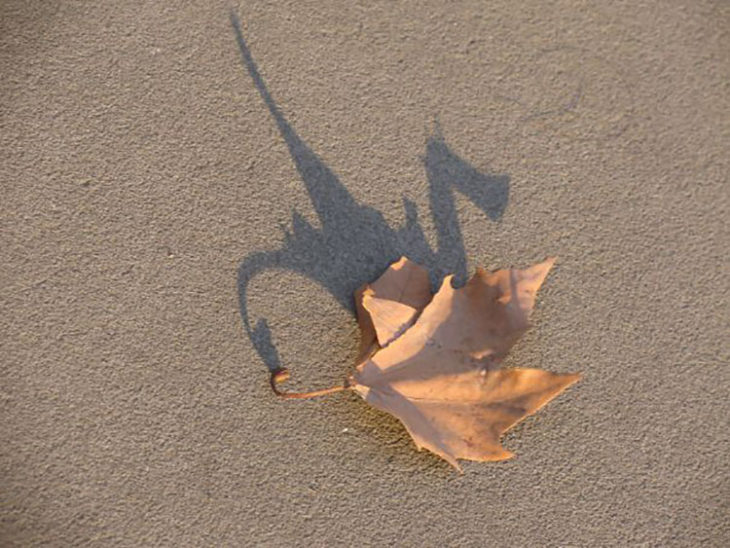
[534,256,557,276]
[499,450,516,462]
[392,256,409,270]
[563,372,582,386]
[443,455,462,472]
[440,274,456,290]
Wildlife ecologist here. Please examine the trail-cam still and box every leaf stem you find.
[269,368,351,399]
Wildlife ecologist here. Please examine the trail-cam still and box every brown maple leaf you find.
[270,257,580,471]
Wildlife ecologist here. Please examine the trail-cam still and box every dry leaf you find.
[271,257,580,471]
[354,257,431,361]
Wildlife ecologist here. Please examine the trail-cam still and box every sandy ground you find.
[2,1,728,546]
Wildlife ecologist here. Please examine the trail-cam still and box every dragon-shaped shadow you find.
[232,14,509,373]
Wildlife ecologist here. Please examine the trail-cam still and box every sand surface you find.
[2,1,728,545]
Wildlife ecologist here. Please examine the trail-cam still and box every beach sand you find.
[2,1,728,545]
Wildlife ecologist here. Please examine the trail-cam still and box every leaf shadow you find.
[231,12,510,379]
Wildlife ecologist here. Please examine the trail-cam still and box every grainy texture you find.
[1,0,728,546]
